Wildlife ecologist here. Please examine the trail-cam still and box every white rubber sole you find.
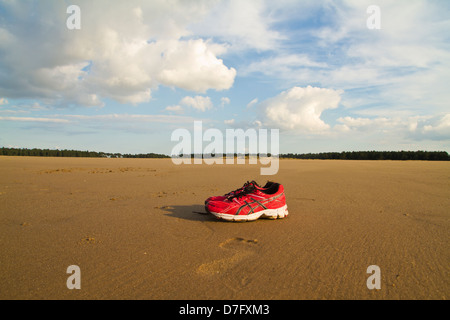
[209,204,288,222]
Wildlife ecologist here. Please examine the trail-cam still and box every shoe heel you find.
[263,205,288,219]
[278,205,289,219]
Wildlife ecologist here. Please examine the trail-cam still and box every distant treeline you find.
[121,153,170,159]
[1,147,449,161]
[175,150,450,161]
[279,150,450,161]
[0,147,169,159]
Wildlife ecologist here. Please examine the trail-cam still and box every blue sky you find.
[0,0,449,154]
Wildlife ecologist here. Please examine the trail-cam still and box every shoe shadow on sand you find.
[157,204,218,222]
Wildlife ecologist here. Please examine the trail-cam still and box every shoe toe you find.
[206,200,231,213]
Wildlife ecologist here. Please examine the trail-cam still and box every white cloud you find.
[167,95,219,114]
[259,86,343,132]
[335,113,450,142]
[0,109,28,115]
[425,114,450,132]
[416,114,450,140]
[179,96,213,112]
[335,116,407,136]
[63,113,193,123]
[323,1,450,113]
[190,0,284,51]
[337,116,392,130]
[0,101,49,114]
[224,119,235,125]
[241,1,450,118]
[0,98,8,105]
[220,97,230,107]
[157,39,235,93]
[0,116,69,123]
[0,1,236,106]
[247,98,258,109]
[242,54,327,77]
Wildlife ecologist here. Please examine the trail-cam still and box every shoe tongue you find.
[244,184,256,194]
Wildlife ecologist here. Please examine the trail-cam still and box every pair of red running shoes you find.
[204,181,289,222]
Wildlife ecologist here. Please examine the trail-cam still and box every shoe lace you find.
[228,183,257,200]
[225,181,250,196]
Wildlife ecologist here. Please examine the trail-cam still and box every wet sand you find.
[0,156,448,299]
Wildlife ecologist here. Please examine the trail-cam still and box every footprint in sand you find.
[109,195,131,201]
[197,237,258,276]
[150,191,168,198]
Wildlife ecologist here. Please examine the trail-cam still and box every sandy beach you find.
[0,156,448,300]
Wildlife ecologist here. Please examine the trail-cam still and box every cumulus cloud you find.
[220,97,230,107]
[158,40,236,93]
[179,96,213,112]
[424,114,450,132]
[0,1,236,107]
[242,0,450,117]
[414,114,450,140]
[259,86,343,132]
[166,95,217,113]
[334,113,450,142]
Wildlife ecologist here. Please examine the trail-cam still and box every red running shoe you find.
[205,180,275,204]
[205,182,288,222]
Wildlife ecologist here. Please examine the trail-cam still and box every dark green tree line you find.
[0,147,169,158]
[279,150,449,161]
[1,148,448,161]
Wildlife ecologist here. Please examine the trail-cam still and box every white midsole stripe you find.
[210,204,288,221]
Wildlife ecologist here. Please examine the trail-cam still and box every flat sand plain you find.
[0,156,448,300]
